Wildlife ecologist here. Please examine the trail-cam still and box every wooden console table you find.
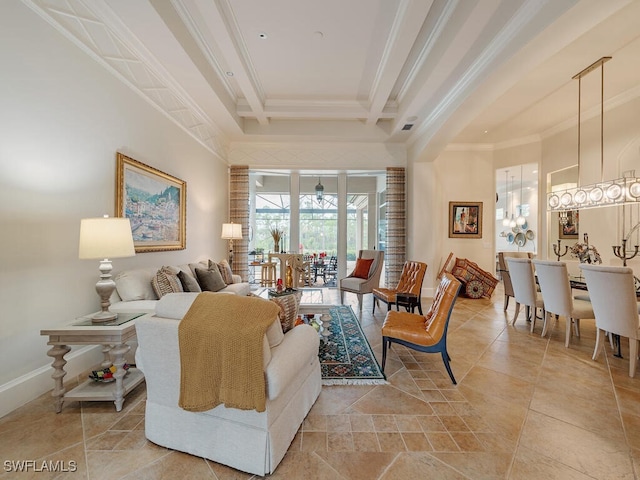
[40,312,148,413]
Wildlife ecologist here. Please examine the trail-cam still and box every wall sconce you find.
[79,215,135,322]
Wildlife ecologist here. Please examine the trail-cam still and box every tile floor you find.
[1,285,639,479]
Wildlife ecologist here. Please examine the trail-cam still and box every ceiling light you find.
[547,57,640,211]
[315,177,324,202]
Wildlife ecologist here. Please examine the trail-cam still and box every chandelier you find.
[547,57,640,212]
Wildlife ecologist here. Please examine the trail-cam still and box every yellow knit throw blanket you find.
[178,292,280,413]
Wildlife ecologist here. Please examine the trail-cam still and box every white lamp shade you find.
[221,223,242,240]
[79,217,135,259]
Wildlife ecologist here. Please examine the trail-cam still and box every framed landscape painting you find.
[116,153,186,252]
[449,202,483,239]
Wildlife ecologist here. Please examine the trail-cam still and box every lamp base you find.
[91,310,118,323]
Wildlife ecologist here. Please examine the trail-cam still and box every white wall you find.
[0,2,228,414]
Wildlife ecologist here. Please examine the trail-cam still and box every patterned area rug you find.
[319,306,387,385]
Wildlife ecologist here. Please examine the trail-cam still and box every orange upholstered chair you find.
[381,273,462,384]
[372,261,427,314]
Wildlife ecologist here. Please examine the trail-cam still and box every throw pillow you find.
[352,258,374,279]
[177,270,202,293]
[151,266,184,298]
[270,291,302,333]
[195,267,226,292]
[217,259,234,285]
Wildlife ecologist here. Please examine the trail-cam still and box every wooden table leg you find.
[101,344,113,368]
[110,343,130,412]
[47,344,71,413]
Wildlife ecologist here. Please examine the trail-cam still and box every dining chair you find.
[505,257,545,333]
[580,264,640,377]
[533,260,594,347]
[498,252,533,311]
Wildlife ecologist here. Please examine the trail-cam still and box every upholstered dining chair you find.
[381,273,462,384]
[498,252,533,311]
[506,257,545,334]
[372,261,427,314]
[339,249,384,311]
[533,260,595,347]
[580,264,640,377]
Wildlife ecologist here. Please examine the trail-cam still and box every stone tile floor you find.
[1,285,639,479]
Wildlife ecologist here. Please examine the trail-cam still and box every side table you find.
[396,293,422,314]
[40,312,149,413]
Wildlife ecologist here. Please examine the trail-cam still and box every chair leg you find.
[525,305,531,323]
[574,318,581,337]
[565,317,573,348]
[504,294,510,311]
[381,337,388,372]
[441,351,457,385]
[340,289,344,304]
[512,302,521,325]
[541,311,550,337]
[529,307,536,333]
[357,294,363,311]
[630,339,638,378]
[593,328,605,361]
[372,297,377,314]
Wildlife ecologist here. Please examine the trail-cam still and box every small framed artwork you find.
[449,202,483,239]
[116,152,186,252]
[559,210,579,239]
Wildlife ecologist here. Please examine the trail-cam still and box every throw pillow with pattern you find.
[270,291,302,333]
[217,259,235,285]
[151,266,184,298]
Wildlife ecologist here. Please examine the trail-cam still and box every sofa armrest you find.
[265,324,319,400]
[232,274,242,283]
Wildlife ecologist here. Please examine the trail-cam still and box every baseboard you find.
[0,345,104,419]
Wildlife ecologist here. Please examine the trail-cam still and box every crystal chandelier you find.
[547,57,640,212]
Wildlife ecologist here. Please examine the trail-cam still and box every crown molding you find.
[23,0,229,160]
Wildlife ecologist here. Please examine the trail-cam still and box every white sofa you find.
[135,293,322,476]
[109,262,251,313]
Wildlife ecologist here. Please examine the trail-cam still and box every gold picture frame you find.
[116,153,186,252]
[448,202,483,239]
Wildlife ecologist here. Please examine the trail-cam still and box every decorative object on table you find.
[89,363,130,383]
[448,201,482,238]
[318,306,386,385]
[559,210,579,239]
[269,226,282,253]
[285,263,293,289]
[547,57,640,213]
[570,233,602,264]
[276,278,283,293]
[553,239,569,261]
[612,214,640,266]
[514,232,526,247]
[221,222,242,269]
[116,152,186,252]
[449,257,498,298]
[79,215,135,322]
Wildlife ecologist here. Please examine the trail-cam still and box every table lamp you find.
[79,215,135,322]
[221,222,242,269]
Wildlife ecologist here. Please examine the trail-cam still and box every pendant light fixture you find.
[315,177,324,202]
[502,170,510,227]
[516,165,526,226]
[547,56,640,212]
[509,175,517,228]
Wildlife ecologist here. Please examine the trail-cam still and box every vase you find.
[273,240,279,253]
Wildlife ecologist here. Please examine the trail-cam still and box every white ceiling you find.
[24,0,640,162]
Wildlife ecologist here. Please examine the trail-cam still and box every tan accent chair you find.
[372,261,427,314]
[339,249,384,311]
[498,252,533,311]
[381,273,462,384]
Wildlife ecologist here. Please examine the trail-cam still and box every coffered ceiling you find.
[23,0,640,162]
